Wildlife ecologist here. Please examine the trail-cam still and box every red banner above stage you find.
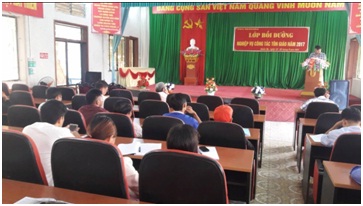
[349,3,361,34]
[180,13,207,85]
[233,27,310,52]
[2,3,43,18]
[92,3,121,34]
[153,3,346,14]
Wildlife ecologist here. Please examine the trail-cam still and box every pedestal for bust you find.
[183,55,198,85]
[301,69,324,97]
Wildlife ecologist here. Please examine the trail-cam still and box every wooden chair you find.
[197,95,224,111]
[139,150,228,204]
[231,97,260,114]
[3,130,48,185]
[51,138,130,199]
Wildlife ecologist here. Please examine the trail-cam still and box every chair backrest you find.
[12,83,30,92]
[350,104,361,111]
[8,105,41,127]
[109,89,134,105]
[230,97,260,114]
[198,121,247,149]
[32,85,48,98]
[229,104,254,128]
[58,87,76,101]
[142,116,184,140]
[2,82,10,96]
[104,97,132,113]
[187,102,210,121]
[138,91,161,104]
[305,102,339,119]
[139,150,228,204]
[9,91,35,107]
[62,109,87,134]
[330,133,361,164]
[314,112,342,134]
[51,138,130,199]
[178,93,192,103]
[94,112,135,138]
[197,95,224,111]
[71,95,87,110]
[2,130,47,185]
[139,100,170,118]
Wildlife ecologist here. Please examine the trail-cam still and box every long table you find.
[296,118,317,173]
[115,137,255,203]
[33,98,72,107]
[302,134,332,203]
[2,179,143,204]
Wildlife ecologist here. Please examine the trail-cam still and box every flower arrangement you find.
[205,78,218,95]
[137,75,149,88]
[251,85,266,100]
[181,49,202,57]
[165,82,175,93]
[301,58,330,71]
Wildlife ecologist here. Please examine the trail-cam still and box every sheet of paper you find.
[310,134,325,142]
[118,141,141,155]
[200,146,220,160]
[15,197,69,204]
[135,143,162,156]
[243,128,251,137]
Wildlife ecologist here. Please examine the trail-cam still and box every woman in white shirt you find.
[87,115,139,199]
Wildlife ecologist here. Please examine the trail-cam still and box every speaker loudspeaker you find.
[329,80,349,110]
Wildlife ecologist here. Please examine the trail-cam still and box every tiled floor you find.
[250,121,304,204]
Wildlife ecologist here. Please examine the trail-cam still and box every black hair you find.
[166,124,200,153]
[46,87,62,100]
[95,80,108,89]
[166,93,186,111]
[341,107,361,122]
[40,100,67,124]
[315,45,321,50]
[86,88,103,104]
[113,100,133,115]
[314,88,326,97]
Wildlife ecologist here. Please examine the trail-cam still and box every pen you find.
[138,146,141,153]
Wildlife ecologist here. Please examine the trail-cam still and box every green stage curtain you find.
[205,11,348,89]
[149,8,182,84]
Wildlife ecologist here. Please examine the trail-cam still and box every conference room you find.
[2,2,361,204]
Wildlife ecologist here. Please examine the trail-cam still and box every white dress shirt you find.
[133,121,142,138]
[22,122,75,186]
[321,126,361,147]
[158,92,168,102]
[123,157,139,199]
[300,96,336,111]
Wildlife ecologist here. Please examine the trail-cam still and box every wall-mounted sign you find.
[91,3,121,34]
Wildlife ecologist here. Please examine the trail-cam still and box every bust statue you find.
[186,38,199,50]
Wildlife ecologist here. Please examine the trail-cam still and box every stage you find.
[145,85,361,122]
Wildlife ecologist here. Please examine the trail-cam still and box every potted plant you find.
[251,85,266,100]
[205,78,218,95]
[137,75,149,89]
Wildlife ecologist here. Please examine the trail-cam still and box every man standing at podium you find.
[309,45,326,60]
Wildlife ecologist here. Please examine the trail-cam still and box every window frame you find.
[2,15,20,81]
[109,35,139,71]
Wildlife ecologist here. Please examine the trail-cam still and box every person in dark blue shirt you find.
[163,93,201,129]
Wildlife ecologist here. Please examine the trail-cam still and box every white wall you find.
[3,3,149,87]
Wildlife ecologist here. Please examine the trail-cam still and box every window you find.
[55,3,86,17]
[2,15,19,81]
[55,21,88,86]
[109,35,138,70]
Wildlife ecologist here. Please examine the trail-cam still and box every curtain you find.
[111,6,130,83]
[205,11,348,89]
[149,8,182,84]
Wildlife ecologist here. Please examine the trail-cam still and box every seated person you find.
[167,124,199,153]
[155,82,168,102]
[113,100,142,137]
[2,91,11,113]
[23,100,80,186]
[38,88,62,110]
[321,107,361,147]
[86,115,139,199]
[300,87,336,111]
[95,80,109,107]
[213,105,255,152]
[163,93,201,129]
[78,89,108,125]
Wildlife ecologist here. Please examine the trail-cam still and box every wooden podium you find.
[183,55,198,85]
[301,69,324,97]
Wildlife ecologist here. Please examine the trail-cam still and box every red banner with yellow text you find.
[233,27,310,52]
[2,3,43,18]
[180,13,207,85]
[92,3,121,34]
[153,3,346,14]
[349,3,361,34]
